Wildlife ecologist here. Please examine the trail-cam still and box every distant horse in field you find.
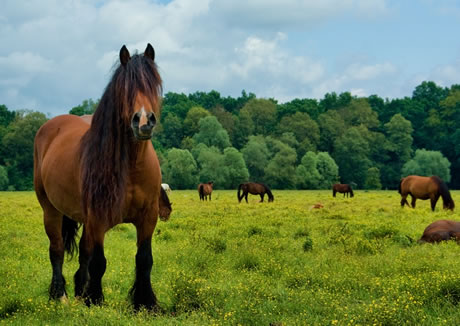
[34,44,166,310]
[399,175,454,211]
[332,184,354,198]
[161,183,171,194]
[198,182,214,201]
[419,220,460,243]
[238,182,274,203]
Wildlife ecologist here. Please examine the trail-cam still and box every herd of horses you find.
[31,44,459,311]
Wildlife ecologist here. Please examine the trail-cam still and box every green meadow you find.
[1,190,460,325]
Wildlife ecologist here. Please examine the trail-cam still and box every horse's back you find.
[401,175,436,198]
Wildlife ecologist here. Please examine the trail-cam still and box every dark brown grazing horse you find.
[34,44,166,310]
[238,182,274,203]
[399,175,455,211]
[198,182,213,201]
[419,220,460,243]
[332,184,354,198]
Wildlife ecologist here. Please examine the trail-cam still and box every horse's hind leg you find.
[130,217,158,311]
[43,208,68,302]
[244,192,249,203]
[74,224,106,306]
[411,196,417,209]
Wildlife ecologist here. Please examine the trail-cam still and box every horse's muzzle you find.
[131,111,156,140]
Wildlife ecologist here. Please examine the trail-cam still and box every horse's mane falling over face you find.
[79,44,162,224]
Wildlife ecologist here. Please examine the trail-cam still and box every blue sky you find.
[0,0,459,116]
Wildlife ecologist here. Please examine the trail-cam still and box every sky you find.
[1,0,459,117]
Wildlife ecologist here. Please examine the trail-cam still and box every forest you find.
[0,80,459,191]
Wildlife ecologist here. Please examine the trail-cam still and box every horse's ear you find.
[120,45,131,66]
[144,43,155,61]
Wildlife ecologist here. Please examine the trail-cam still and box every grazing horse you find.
[34,44,165,310]
[332,184,354,198]
[198,182,213,201]
[399,175,455,211]
[238,182,274,203]
[419,220,460,243]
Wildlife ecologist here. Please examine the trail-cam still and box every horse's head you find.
[118,44,162,141]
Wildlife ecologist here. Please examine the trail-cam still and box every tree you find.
[160,114,184,148]
[69,98,98,116]
[222,147,249,189]
[276,112,320,149]
[264,143,297,189]
[195,145,226,187]
[183,106,210,137]
[241,136,270,182]
[333,126,371,188]
[316,152,339,189]
[317,110,346,153]
[381,114,413,189]
[239,98,277,135]
[402,149,451,182]
[162,148,198,189]
[0,165,8,190]
[1,110,48,190]
[339,98,379,129]
[193,116,231,151]
[295,152,321,189]
[364,167,382,190]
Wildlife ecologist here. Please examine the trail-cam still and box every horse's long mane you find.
[431,176,455,210]
[80,50,162,224]
[260,183,274,201]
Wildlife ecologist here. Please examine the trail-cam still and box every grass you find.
[1,190,460,325]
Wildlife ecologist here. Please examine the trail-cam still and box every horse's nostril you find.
[140,124,153,134]
[148,113,156,126]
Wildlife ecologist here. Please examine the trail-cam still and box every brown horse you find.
[419,220,460,243]
[198,182,213,201]
[332,184,354,198]
[399,175,454,211]
[238,182,274,203]
[34,44,165,310]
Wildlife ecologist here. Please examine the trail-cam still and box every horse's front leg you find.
[130,216,158,311]
[74,224,107,306]
[431,194,440,211]
[260,194,264,202]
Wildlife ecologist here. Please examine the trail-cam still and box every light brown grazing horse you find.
[399,175,455,211]
[332,184,354,198]
[198,181,214,201]
[238,182,274,203]
[419,220,460,243]
[34,44,166,310]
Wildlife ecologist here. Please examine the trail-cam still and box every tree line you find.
[0,81,458,191]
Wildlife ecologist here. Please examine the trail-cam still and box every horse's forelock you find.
[79,52,162,223]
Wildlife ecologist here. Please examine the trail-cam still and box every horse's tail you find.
[237,184,243,202]
[432,176,455,210]
[261,183,274,202]
[62,215,80,259]
[199,184,204,200]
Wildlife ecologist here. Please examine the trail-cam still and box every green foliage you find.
[240,98,277,136]
[241,136,270,182]
[402,149,451,182]
[1,110,48,190]
[222,147,249,189]
[162,148,198,189]
[183,106,210,137]
[193,116,231,151]
[68,98,98,116]
[364,167,382,190]
[0,166,8,190]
